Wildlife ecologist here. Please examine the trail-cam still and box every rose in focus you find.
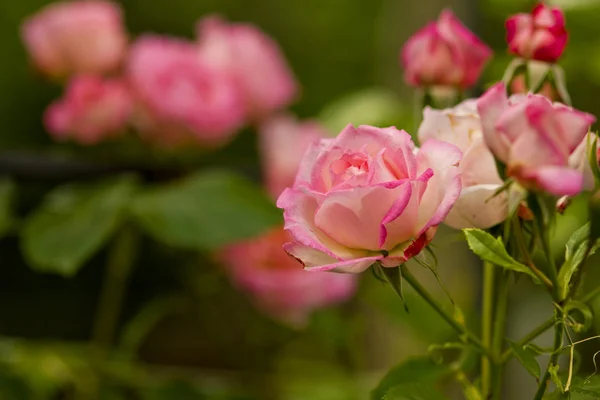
[401,10,492,89]
[418,100,507,229]
[197,15,298,119]
[506,3,567,63]
[277,124,462,273]
[21,0,127,78]
[44,75,132,145]
[478,83,596,196]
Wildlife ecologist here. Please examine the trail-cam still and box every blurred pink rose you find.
[277,125,462,273]
[478,83,595,196]
[21,1,127,78]
[418,100,507,229]
[259,114,327,199]
[401,10,492,89]
[222,227,357,327]
[127,35,246,147]
[44,75,131,145]
[197,15,298,119]
[506,4,567,63]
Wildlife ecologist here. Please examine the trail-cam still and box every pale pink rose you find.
[196,15,298,119]
[277,124,462,273]
[222,227,357,327]
[506,4,567,63]
[259,114,327,199]
[401,9,492,89]
[127,35,246,147]
[44,75,131,145]
[478,83,595,196]
[21,1,127,78]
[418,100,507,229]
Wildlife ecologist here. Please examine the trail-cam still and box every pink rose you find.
[259,114,328,199]
[127,35,246,147]
[222,227,357,327]
[506,4,567,63]
[478,83,596,196]
[196,15,298,119]
[44,75,131,145]
[401,10,492,89]
[277,125,462,273]
[21,1,127,78]
[418,100,507,229]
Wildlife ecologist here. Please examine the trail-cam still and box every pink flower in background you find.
[197,15,298,119]
[259,114,327,199]
[44,75,131,145]
[222,228,357,327]
[277,125,462,273]
[127,35,246,147]
[21,1,127,78]
[418,100,507,229]
[401,10,492,89]
[478,83,595,196]
[506,3,567,63]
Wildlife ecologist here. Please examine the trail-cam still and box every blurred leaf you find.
[589,191,600,244]
[0,178,15,238]
[587,134,600,187]
[21,175,137,276]
[370,357,449,400]
[130,170,281,250]
[558,223,591,299]
[509,341,541,378]
[141,381,205,400]
[463,229,540,283]
[570,375,600,397]
[0,372,32,400]
[382,383,448,400]
[319,88,406,134]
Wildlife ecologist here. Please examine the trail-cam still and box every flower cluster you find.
[278,5,597,275]
[22,1,297,147]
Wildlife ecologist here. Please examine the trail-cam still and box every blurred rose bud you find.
[401,10,492,89]
[478,83,595,196]
[196,15,298,119]
[259,114,327,199]
[418,100,507,229]
[277,125,462,273]
[21,1,127,78]
[127,35,246,147]
[221,227,357,327]
[44,75,131,145]
[506,3,567,63]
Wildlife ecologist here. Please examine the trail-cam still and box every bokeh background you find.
[1,0,599,399]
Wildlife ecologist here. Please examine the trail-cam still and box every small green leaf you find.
[509,341,541,378]
[502,58,526,86]
[0,178,15,239]
[383,383,448,400]
[370,357,449,400]
[130,170,282,250]
[380,266,408,312]
[463,229,540,283]
[551,65,572,106]
[587,134,600,188]
[558,223,591,300]
[21,175,137,276]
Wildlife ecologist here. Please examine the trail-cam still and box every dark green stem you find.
[490,272,509,400]
[480,262,495,397]
[92,226,139,348]
[513,217,554,291]
[533,314,564,400]
[399,266,493,360]
[500,317,555,362]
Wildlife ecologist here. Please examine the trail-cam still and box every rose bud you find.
[21,1,127,78]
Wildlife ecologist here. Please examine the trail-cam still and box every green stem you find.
[480,262,495,397]
[490,272,509,400]
[92,226,139,348]
[399,266,493,360]
[533,313,564,400]
[513,217,554,291]
[500,317,555,362]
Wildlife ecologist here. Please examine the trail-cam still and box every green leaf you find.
[383,383,448,400]
[570,375,600,398]
[558,223,591,299]
[0,178,15,239]
[463,229,540,283]
[130,170,282,250]
[21,175,137,276]
[551,65,572,106]
[509,341,541,378]
[380,266,408,312]
[587,134,600,188]
[370,357,449,400]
